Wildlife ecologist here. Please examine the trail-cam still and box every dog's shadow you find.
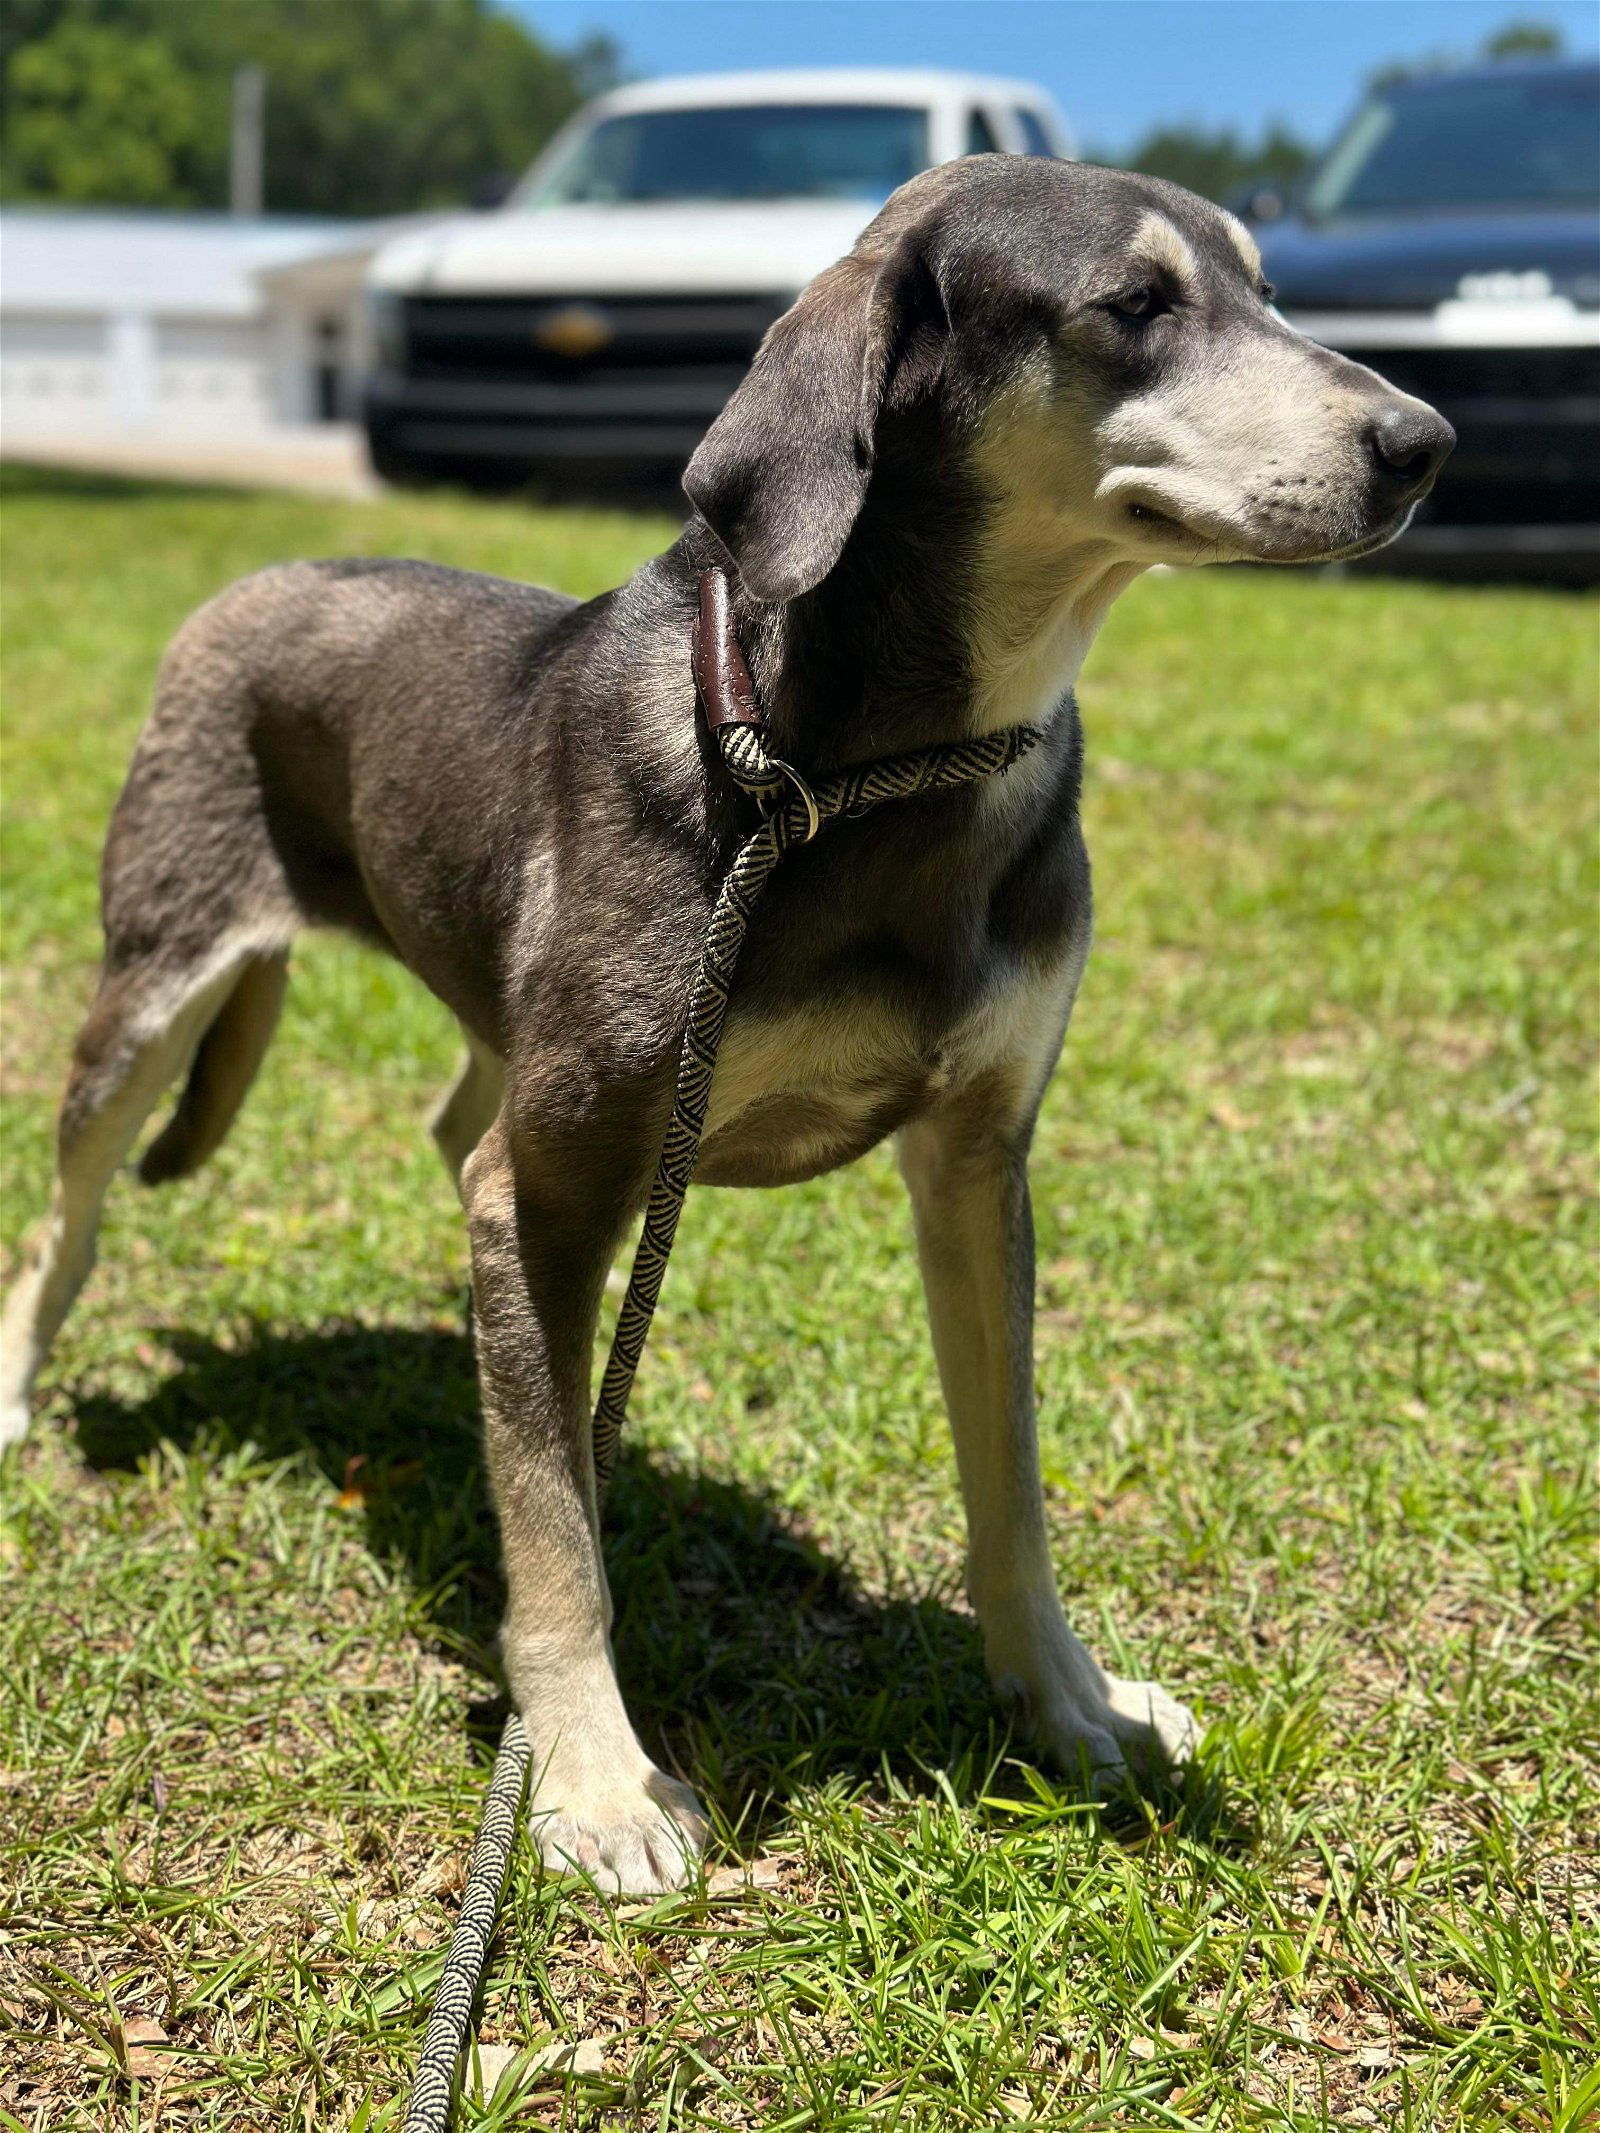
[73,1320,1244,1845]
[71,1322,1028,1819]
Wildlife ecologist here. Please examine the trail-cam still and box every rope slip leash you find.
[401,569,1041,2130]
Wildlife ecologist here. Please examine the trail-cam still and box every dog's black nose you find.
[1368,404,1455,493]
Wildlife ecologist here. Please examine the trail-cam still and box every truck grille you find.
[373,292,790,468]
[401,294,784,382]
[1333,338,1600,529]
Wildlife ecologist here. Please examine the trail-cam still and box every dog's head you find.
[685,157,1453,606]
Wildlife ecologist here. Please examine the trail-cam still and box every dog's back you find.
[116,554,584,997]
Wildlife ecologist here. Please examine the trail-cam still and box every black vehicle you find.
[1258,59,1599,580]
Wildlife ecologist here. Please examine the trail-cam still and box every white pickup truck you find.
[362,68,1071,485]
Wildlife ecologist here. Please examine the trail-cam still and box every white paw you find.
[0,1398,32,1451]
[1025,1673,1197,1789]
[1104,1674,1200,1770]
[988,1616,1198,1789]
[529,1760,709,1895]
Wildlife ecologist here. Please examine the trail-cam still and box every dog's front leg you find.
[462,1115,707,1892]
[898,1105,1197,1785]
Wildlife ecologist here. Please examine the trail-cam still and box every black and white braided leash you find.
[401,569,1041,2130]
[403,1712,532,2131]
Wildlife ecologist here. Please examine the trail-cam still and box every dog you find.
[1,157,1451,1892]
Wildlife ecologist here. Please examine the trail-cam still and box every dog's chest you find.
[695,951,1077,1188]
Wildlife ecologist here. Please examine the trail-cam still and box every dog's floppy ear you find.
[683,231,946,604]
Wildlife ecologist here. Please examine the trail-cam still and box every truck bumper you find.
[362,370,738,474]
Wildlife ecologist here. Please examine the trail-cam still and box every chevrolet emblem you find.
[533,303,614,357]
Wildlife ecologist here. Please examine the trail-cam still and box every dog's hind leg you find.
[0,940,281,1445]
[430,1031,505,1192]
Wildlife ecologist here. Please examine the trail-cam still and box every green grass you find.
[1,462,1595,2131]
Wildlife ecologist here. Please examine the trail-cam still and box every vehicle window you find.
[966,108,1001,155]
[1305,69,1599,215]
[523,105,930,206]
[1013,107,1058,158]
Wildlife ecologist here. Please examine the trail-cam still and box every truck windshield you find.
[522,104,929,206]
[1305,69,1599,216]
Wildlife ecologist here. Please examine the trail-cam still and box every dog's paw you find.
[1102,1674,1200,1773]
[994,1642,1198,1791]
[530,1762,709,1895]
[0,1396,32,1451]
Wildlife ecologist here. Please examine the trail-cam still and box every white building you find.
[0,209,404,443]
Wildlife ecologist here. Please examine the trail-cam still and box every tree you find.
[1095,122,1315,208]
[1369,15,1565,89]
[4,20,204,206]
[0,0,617,214]
[1482,19,1564,58]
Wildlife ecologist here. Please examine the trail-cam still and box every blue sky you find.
[511,1,1598,155]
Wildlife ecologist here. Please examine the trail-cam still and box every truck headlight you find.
[366,289,405,371]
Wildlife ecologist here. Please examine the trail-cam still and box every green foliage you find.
[1103,119,1313,207]
[0,0,614,214]
[1,467,1595,2128]
[4,19,204,206]
[1482,17,1565,58]
[1369,14,1567,90]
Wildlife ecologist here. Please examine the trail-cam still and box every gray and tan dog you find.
[2,159,1451,1891]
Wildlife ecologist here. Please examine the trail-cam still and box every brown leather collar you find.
[691,568,763,734]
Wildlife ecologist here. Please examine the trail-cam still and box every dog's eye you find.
[1259,279,1277,304]
[1107,286,1165,323]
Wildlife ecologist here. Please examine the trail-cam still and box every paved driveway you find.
[2,425,375,498]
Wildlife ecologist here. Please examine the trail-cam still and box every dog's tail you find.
[137,950,290,1185]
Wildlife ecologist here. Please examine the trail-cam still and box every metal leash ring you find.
[764,756,821,842]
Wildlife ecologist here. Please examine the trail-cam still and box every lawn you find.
[0,462,1595,2132]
